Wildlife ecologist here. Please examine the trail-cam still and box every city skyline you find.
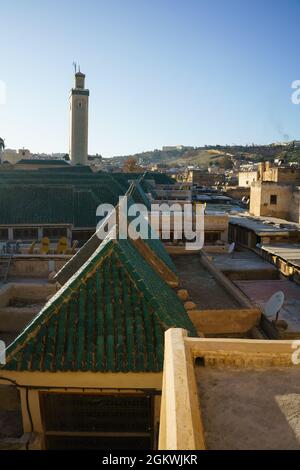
[1,0,300,157]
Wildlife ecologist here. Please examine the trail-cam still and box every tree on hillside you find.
[0,138,5,151]
[218,156,233,170]
[123,157,143,173]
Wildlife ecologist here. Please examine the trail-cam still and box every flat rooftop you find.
[230,214,300,235]
[171,254,240,309]
[196,366,300,450]
[212,250,277,276]
[205,204,246,215]
[261,243,300,268]
[234,279,300,333]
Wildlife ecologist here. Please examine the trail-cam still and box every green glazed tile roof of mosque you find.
[17,159,70,166]
[127,178,152,210]
[0,169,173,227]
[0,185,74,225]
[53,188,177,286]
[0,179,127,228]
[2,234,196,373]
[125,192,177,275]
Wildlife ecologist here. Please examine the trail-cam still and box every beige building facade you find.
[239,163,300,188]
[238,170,258,187]
[250,182,292,219]
[249,181,300,223]
[1,148,31,165]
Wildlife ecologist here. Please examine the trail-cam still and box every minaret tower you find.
[69,67,89,165]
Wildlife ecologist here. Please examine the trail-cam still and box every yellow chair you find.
[39,237,50,255]
[56,237,69,255]
[28,241,36,254]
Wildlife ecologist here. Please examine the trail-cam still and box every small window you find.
[270,195,277,205]
[0,229,8,241]
[14,228,38,240]
[205,231,221,244]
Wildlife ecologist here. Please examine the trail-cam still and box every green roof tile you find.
[2,231,196,373]
[53,187,177,285]
[0,169,172,228]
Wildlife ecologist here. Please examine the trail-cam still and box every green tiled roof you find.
[0,172,128,228]
[52,231,102,285]
[0,169,173,227]
[18,159,70,166]
[143,172,175,185]
[53,192,177,285]
[2,233,196,373]
[0,185,74,225]
[127,178,152,210]
[125,192,177,276]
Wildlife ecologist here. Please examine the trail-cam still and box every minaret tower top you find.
[75,71,86,90]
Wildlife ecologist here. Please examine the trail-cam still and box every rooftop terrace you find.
[230,214,300,235]
[211,250,278,280]
[171,254,240,309]
[234,279,300,336]
[197,366,300,450]
[159,329,300,451]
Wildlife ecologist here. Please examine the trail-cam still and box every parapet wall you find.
[4,255,71,279]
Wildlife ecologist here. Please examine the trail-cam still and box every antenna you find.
[73,61,77,74]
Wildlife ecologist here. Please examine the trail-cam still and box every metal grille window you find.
[205,231,221,244]
[41,393,154,450]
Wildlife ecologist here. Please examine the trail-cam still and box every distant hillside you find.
[112,148,235,169]
[112,144,291,169]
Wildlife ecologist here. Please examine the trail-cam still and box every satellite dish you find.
[264,291,285,320]
[228,242,235,255]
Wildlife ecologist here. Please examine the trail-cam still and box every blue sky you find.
[1,0,300,157]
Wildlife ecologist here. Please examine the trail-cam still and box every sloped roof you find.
[52,188,177,286]
[0,173,128,228]
[2,233,196,373]
[0,185,74,225]
[127,177,152,210]
[0,169,174,228]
